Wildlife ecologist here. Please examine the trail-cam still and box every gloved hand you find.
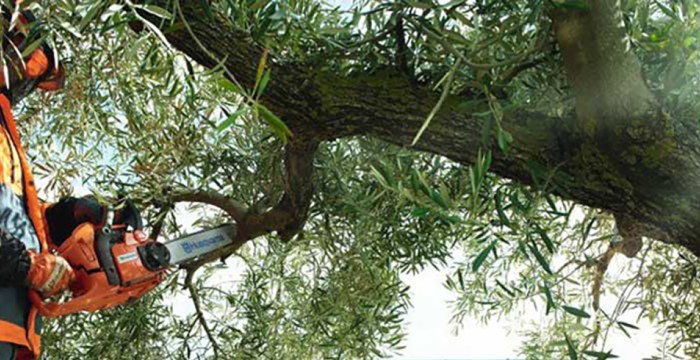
[26,251,74,298]
[46,197,144,246]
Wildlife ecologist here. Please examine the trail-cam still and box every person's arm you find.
[0,228,73,297]
[0,227,31,287]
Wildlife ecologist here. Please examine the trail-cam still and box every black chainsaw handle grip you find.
[95,209,120,286]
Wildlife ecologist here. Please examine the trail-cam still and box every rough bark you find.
[144,1,700,257]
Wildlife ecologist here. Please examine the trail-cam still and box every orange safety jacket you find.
[0,93,50,358]
[0,8,65,357]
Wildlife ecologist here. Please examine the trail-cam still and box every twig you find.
[404,17,547,70]
[185,268,223,359]
[498,57,548,85]
[173,0,251,103]
[411,58,461,146]
[148,203,174,241]
[592,243,618,311]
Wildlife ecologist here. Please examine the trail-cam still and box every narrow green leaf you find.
[497,128,513,153]
[616,321,640,330]
[370,163,397,190]
[542,282,556,314]
[250,0,269,11]
[20,33,49,58]
[562,305,591,319]
[583,218,596,241]
[529,243,552,274]
[430,189,450,210]
[472,241,496,272]
[80,1,104,31]
[254,49,269,94]
[495,190,510,226]
[480,114,495,146]
[565,334,578,360]
[654,1,679,20]
[216,107,248,132]
[450,10,472,27]
[617,323,632,339]
[411,207,429,217]
[258,104,292,141]
[198,0,214,19]
[219,78,243,94]
[373,161,396,188]
[137,4,172,19]
[495,280,516,297]
[406,0,434,9]
[535,226,555,254]
[582,350,619,359]
[257,69,271,97]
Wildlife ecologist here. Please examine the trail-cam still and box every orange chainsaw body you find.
[30,223,169,317]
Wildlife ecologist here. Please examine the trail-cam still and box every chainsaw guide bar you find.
[163,223,237,266]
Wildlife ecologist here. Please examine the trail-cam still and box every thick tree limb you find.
[170,190,247,224]
[141,1,700,257]
[242,142,318,241]
[167,142,318,269]
[550,0,656,127]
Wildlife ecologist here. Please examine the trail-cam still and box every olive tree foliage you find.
[7,0,700,358]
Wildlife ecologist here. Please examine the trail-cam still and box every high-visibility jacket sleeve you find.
[0,227,30,287]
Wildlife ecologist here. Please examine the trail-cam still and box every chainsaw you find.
[29,209,237,317]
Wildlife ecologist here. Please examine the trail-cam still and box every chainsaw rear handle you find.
[29,289,79,318]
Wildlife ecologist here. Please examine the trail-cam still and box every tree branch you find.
[138,1,700,257]
[185,269,222,359]
[148,204,173,241]
[550,0,656,125]
[170,190,247,224]
[165,142,318,269]
[243,142,318,241]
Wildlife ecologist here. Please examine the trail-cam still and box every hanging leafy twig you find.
[185,268,223,359]
[411,58,461,146]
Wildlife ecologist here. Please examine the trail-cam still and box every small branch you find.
[498,56,549,85]
[411,58,461,146]
[394,16,412,80]
[591,215,646,311]
[242,142,318,241]
[185,268,222,359]
[148,204,173,241]
[592,244,617,311]
[170,190,248,224]
[404,17,547,70]
[167,142,318,270]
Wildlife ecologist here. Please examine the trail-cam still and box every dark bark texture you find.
[146,1,700,257]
